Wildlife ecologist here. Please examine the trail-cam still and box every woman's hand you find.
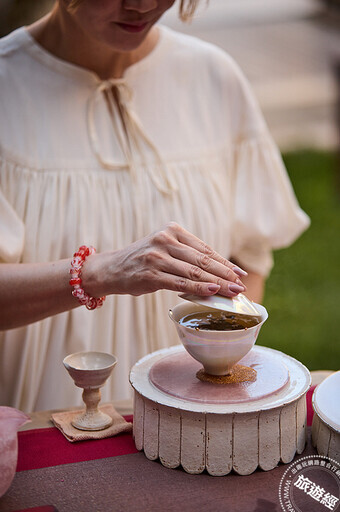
[0,223,248,330]
[85,222,247,298]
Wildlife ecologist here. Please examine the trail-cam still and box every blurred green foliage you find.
[261,149,340,371]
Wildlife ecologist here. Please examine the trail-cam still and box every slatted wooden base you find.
[312,414,340,461]
[130,345,311,476]
[311,371,340,461]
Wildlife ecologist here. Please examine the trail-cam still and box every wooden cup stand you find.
[130,345,311,476]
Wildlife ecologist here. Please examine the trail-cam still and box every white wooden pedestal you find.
[312,370,340,461]
[130,345,311,476]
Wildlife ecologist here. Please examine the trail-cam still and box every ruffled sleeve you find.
[223,54,310,277]
[229,131,310,276]
[0,183,24,263]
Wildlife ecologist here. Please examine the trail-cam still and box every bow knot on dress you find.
[88,78,177,194]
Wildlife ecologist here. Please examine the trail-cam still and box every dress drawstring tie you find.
[87,78,177,194]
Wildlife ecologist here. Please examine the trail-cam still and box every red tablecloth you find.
[0,387,320,512]
[16,387,316,472]
[16,415,137,471]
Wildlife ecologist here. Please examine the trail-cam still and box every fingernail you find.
[232,265,248,277]
[236,278,246,288]
[229,283,245,294]
[208,284,220,293]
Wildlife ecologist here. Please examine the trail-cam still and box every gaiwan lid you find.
[312,370,340,432]
[179,293,261,317]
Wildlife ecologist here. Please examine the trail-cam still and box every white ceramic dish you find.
[312,370,340,432]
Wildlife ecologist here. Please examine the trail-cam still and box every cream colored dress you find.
[0,25,310,412]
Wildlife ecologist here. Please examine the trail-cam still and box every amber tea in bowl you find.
[169,301,268,376]
[179,310,260,331]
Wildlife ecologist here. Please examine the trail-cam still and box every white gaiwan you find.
[168,300,268,375]
[63,351,117,431]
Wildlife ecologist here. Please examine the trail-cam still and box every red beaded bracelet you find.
[69,245,106,310]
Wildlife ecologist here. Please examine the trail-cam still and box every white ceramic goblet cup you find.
[63,351,117,431]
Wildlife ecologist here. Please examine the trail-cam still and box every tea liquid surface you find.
[179,311,260,331]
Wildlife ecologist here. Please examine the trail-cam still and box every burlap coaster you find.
[51,403,132,442]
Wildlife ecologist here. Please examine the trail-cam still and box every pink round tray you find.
[149,349,289,404]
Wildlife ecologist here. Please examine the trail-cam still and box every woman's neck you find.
[27,5,159,79]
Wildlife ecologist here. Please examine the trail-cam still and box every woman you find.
[0,0,309,412]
